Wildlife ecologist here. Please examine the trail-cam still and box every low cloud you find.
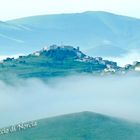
[105,50,140,67]
[0,75,140,127]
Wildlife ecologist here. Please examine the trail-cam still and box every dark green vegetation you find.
[1,112,140,140]
[0,45,119,79]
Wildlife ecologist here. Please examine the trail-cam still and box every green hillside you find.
[1,112,140,140]
[0,45,119,80]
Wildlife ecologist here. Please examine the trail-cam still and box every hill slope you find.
[0,11,140,56]
[0,45,119,79]
[1,111,140,140]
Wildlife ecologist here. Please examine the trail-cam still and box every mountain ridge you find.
[0,11,140,56]
[7,11,140,22]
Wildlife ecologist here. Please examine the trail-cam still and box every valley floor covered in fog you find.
[0,74,139,127]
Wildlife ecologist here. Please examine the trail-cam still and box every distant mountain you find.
[1,111,140,140]
[1,11,140,56]
[0,21,27,54]
[0,45,119,79]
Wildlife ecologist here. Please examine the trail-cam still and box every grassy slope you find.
[1,112,140,140]
[0,53,106,80]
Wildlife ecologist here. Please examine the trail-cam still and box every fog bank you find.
[0,75,140,127]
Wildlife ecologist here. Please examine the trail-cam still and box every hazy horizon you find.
[4,11,140,22]
[0,0,140,21]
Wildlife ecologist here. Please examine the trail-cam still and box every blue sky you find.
[0,0,139,20]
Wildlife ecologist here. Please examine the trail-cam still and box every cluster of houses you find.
[76,55,118,73]
[32,45,80,57]
[1,44,140,74]
[30,44,140,73]
[124,61,140,72]
[133,61,140,71]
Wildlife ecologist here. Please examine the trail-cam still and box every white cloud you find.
[105,50,140,67]
[0,75,140,127]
